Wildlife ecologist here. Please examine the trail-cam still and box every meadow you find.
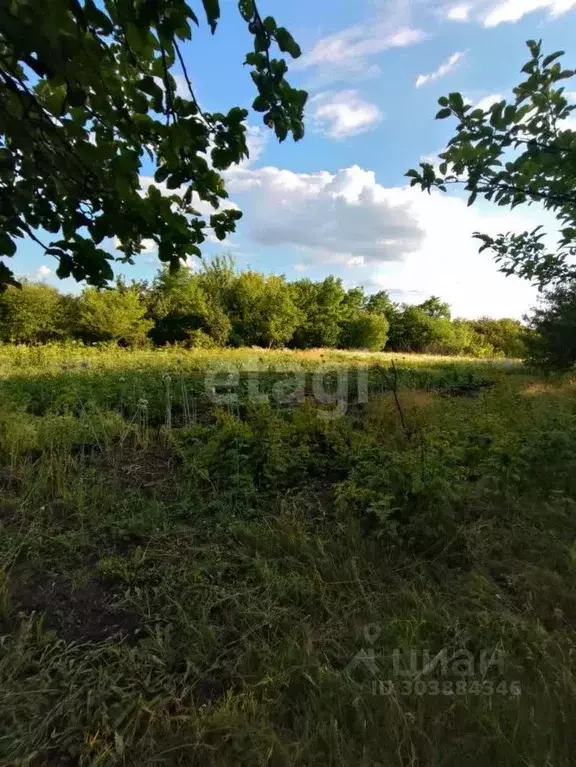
[1,344,576,765]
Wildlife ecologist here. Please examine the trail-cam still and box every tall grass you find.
[0,347,575,764]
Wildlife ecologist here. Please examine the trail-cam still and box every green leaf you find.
[435,108,452,119]
[252,95,269,112]
[0,262,19,291]
[448,92,464,111]
[84,0,113,34]
[0,233,17,257]
[238,0,256,21]
[276,27,301,59]
[202,0,220,33]
[245,52,267,67]
[67,87,86,107]
[542,51,564,67]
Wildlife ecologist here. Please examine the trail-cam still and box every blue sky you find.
[17,0,576,318]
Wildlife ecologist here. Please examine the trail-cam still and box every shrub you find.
[0,281,70,343]
[76,287,152,345]
[341,313,389,351]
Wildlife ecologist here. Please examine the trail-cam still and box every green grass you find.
[1,345,575,765]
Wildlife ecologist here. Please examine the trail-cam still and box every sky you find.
[16,0,576,319]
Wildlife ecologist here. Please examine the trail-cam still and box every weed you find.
[0,346,575,764]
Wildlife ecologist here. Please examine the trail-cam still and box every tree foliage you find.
[407,40,576,289]
[227,271,301,347]
[470,317,528,359]
[0,280,69,342]
[76,282,152,344]
[387,303,452,352]
[289,277,348,349]
[0,263,531,356]
[525,281,576,370]
[341,312,389,351]
[0,0,306,289]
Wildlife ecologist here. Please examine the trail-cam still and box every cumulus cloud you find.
[294,21,425,86]
[310,90,383,139]
[415,51,466,88]
[225,165,425,266]
[364,187,553,318]
[224,160,556,318]
[244,125,268,165]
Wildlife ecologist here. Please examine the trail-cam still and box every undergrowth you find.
[0,346,575,765]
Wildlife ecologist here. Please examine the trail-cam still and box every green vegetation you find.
[526,278,576,370]
[408,40,576,288]
[1,345,576,764]
[0,0,306,288]
[0,261,532,357]
[2,27,576,765]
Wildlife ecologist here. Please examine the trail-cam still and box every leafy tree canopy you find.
[407,40,576,289]
[526,280,576,370]
[0,0,306,289]
[77,282,152,344]
[0,279,69,342]
[418,296,451,320]
[341,312,389,352]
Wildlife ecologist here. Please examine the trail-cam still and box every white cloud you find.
[244,126,268,165]
[226,165,424,265]
[294,22,425,85]
[365,188,554,318]
[446,4,471,20]
[443,0,576,26]
[565,91,576,101]
[35,265,51,279]
[483,0,576,26]
[310,90,383,139]
[416,51,466,88]
[141,239,157,253]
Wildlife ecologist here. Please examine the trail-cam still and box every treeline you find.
[0,258,530,357]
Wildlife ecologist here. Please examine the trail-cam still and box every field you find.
[1,344,576,765]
